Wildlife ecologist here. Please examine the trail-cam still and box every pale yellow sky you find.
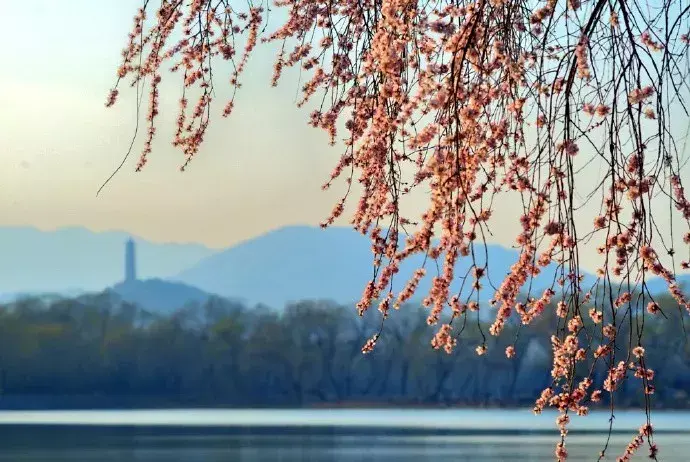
[0,1,687,275]
[0,0,348,249]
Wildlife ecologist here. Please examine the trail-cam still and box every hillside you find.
[110,279,216,314]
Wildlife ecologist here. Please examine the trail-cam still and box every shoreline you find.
[0,396,687,412]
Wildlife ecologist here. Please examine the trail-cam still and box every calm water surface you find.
[0,409,687,461]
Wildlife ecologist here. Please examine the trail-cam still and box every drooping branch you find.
[106,0,690,460]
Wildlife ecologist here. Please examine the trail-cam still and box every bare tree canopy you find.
[107,0,690,460]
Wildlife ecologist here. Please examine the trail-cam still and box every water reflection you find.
[0,410,687,461]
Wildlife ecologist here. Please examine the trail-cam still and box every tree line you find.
[0,290,688,409]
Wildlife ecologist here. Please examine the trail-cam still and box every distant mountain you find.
[174,226,374,308]
[110,279,215,314]
[642,273,690,294]
[2,225,686,312]
[173,225,601,308]
[0,226,215,295]
[174,225,690,309]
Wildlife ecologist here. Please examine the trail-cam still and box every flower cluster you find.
[617,424,656,461]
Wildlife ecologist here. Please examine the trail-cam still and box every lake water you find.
[0,409,687,461]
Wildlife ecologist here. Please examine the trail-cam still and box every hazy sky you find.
[0,0,346,249]
[0,1,687,274]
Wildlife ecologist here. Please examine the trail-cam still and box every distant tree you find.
[106,2,690,459]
